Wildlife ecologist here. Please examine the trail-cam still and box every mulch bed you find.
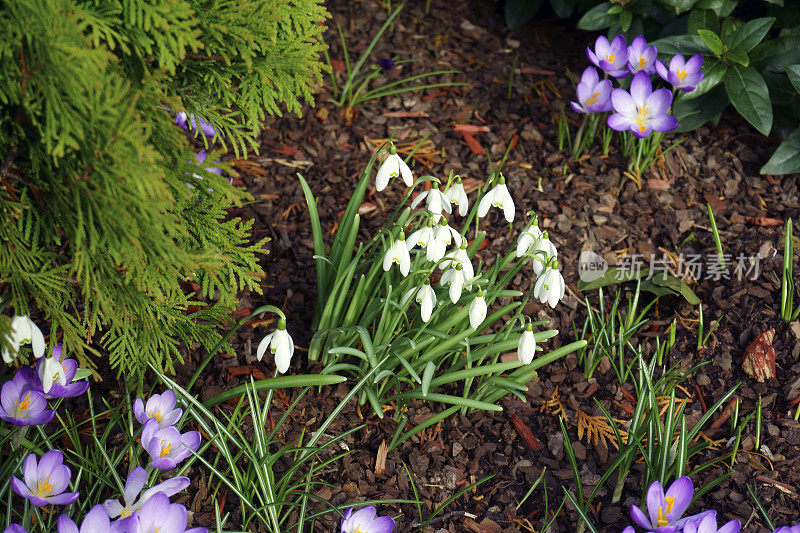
[179,0,800,531]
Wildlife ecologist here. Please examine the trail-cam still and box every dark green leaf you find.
[727,17,775,54]
[698,29,724,54]
[650,35,708,58]
[619,9,632,31]
[696,0,726,8]
[550,0,577,18]
[712,0,739,17]
[683,58,727,98]
[505,0,546,29]
[688,9,721,35]
[649,273,701,305]
[750,32,800,69]
[661,0,698,13]
[724,65,773,135]
[761,128,800,174]
[787,65,800,94]
[763,0,784,6]
[725,46,749,65]
[577,2,617,30]
[577,267,648,291]
[673,85,729,131]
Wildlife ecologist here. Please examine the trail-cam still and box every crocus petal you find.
[586,48,600,67]
[630,72,652,108]
[716,520,741,533]
[632,123,653,138]
[570,101,586,113]
[610,89,636,117]
[581,66,599,86]
[56,515,80,533]
[685,54,703,73]
[664,476,693,519]
[645,88,673,116]
[124,467,148,505]
[646,480,667,527]
[46,492,80,506]
[649,114,679,132]
[655,60,670,82]
[607,113,634,132]
[630,504,653,529]
[669,54,686,72]
[81,505,111,532]
[370,516,396,533]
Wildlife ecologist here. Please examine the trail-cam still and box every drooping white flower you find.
[256,318,295,373]
[2,314,46,364]
[415,281,437,322]
[477,174,515,222]
[440,241,474,282]
[516,213,543,258]
[518,321,537,364]
[469,290,487,329]
[38,355,67,394]
[533,260,565,309]
[444,176,469,216]
[406,221,434,253]
[441,263,467,304]
[530,231,558,275]
[427,220,461,263]
[411,182,451,220]
[383,232,411,276]
[376,145,413,191]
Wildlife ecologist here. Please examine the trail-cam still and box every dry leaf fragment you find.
[375,439,388,475]
[742,329,776,382]
[509,413,544,451]
[576,409,627,451]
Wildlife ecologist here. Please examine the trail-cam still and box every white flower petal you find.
[477,189,494,217]
[398,248,411,276]
[375,157,395,191]
[411,190,429,209]
[498,185,515,222]
[256,333,274,361]
[29,321,45,358]
[469,296,487,329]
[518,330,537,364]
[398,158,414,186]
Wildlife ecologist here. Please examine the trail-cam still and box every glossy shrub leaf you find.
[662,0,698,13]
[577,2,617,30]
[788,65,800,93]
[763,0,784,5]
[688,9,721,34]
[683,57,727,98]
[673,85,728,131]
[750,31,800,70]
[727,17,775,53]
[650,35,707,57]
[550,0,577,18]
[725,46,750,66]
[619,9,632,31]
[504,0,546,29]
[696,0,726,8]
[712,0,739,17]
[724,65,773,135]
[698,29,724,54]
[761,128,800,174]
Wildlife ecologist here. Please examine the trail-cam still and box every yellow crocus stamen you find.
[14,392,32,417]
[638,124,646,133]
[160,441,173,457]
[587,92,599,106]
[37,476,53,496]
[149,408,162,421]
[665,496,675,513]
[607,54,616,63]
[638,56,647,68]
[677,69,687,80]
[656,496,676,527]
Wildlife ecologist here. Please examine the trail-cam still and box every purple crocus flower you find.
[104,467,190,519]
[57,503,136,533]
[140,418,201,470]
[378,58,395,71]
[11,450,79,507]
[0,371,54,426]
[128,492,207,533]
[174,112,216,139]
[587,35,629,78]
[627,35,658,74]
[133,389,184,429]
[684,511,741,533]
[608,71,678,138]
[30,344,90,399]
[340,506,395,533]
[656,54,704,91]
[774,527,800,533]
[630,477,709,532]
[4,525,28,533]
[570,67,613,114]
[194,151,223,177]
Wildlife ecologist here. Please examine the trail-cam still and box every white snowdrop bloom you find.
[441,263,467,304]
[415,281,437,322]
[383,232,411,276]
[2,314,46,364]
[516,213,543,258]
[406,222,434,252]
[477,174,515,222]
[469,290,487,329]
[440,241,474,282]
[530,231,558,275]
[376,145,413,191]
[256,319,295,373]
[411,182,451,220]
[444,176,469,216]
[38,355,68,394]
[517,321,537,364]
[427,220,461,263]
[533,260,566,309]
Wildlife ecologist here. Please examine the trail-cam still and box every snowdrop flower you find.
[469,290,487,329]
[376,145,413,191]
[256,318,294,374]
[140,418,201,470]
[441,241,474,282]
[627,35,658,74]
[586,35,629,78]
[415,281,437,322]
[104,467,190,519]
[11,450,79,507]
[444,176,469,216]
[29,344,89,399]
[411,181,451,220]
[340,506,395,533]
[684,511,741,533]
[406,221,434,253]
[533,259,565,309]
[38,355,67,394]
[530,231,558,275]
[2,315,45,363]
[383,232,411,276]
[518,321,537,364]
[133,389,184,429]
[427,220,460,263]
[477,175,515,222]
[516,213,543,258]
[441,263,467,304]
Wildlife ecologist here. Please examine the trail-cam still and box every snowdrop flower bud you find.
[444,176,469,216]
[441,241,474,282]
[38,355,67,394]
[533,259,565,309]
[383,232,411,276]
[516,213,543,258]
[376,145,413,191]
[406,221,434,252]
[256,318,294,373]
[416,281,437,322]
[441,262,467,304]
[411,181,451,220]
[518,321,537,364]
[477,174,515,223]
[469,289,487,329]
[531,230,558,275]
[2,315,46,363]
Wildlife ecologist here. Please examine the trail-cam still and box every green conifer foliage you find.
[0,0,328,379]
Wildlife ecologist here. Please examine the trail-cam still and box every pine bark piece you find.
[509,413,544,451]
[742,329,776,382]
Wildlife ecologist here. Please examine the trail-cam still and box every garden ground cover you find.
[166,0,800,530]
